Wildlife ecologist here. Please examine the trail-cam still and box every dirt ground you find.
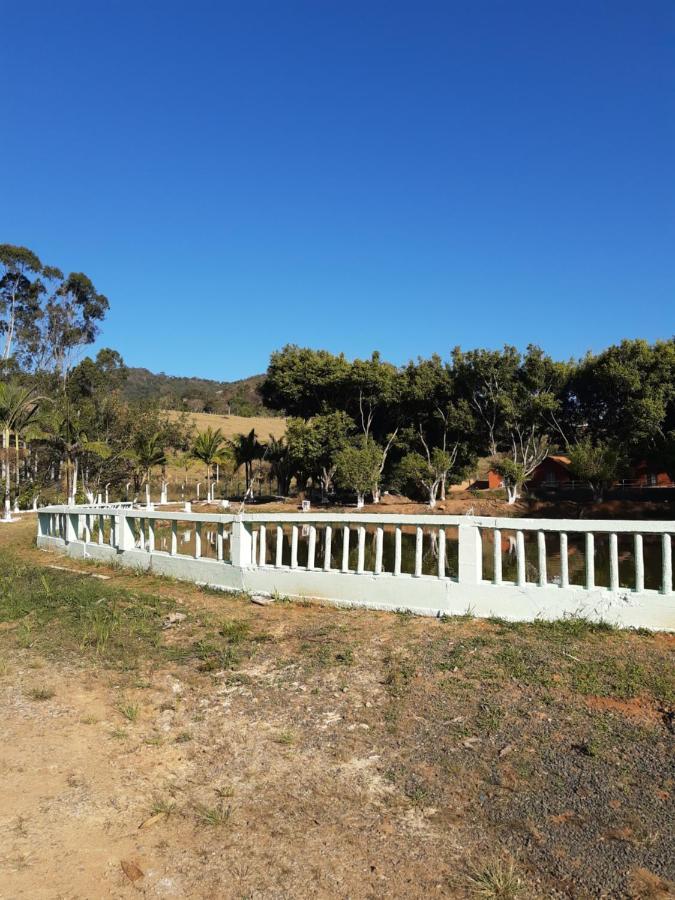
[195,490,675,521]
[0,516,673,899]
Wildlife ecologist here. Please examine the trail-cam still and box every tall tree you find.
[229,429,264,491]
[44,273,109,383]
[0,244,49,367]
[191,427,228,501]
[0,383,43,519]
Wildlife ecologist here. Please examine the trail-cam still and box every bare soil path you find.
[0,517,673,899]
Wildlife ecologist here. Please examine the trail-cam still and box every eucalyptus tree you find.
[44,273,109,384]
[0,245,46,367]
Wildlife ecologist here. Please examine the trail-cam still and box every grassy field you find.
[0,517,673,898]
[167,409,287,441]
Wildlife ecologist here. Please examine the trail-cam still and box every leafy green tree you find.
[568,438,625,501]
[397,449,455,507]
[333,439,382,508]
[286,412,354,498]
[261,345,351,417]
[569,339,675,455]
[45,272,109,383]
[0,244,47,367]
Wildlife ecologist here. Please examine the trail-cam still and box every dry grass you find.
[166,409,286,440]
[0,517,673,898]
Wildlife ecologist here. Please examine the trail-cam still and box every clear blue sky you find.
[2,1,674,380]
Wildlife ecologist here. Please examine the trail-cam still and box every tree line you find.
[0,244,266,518]
[3,242,674,514]
[260,340,675,505]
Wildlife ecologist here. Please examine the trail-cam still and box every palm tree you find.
[0,382,43,520]
[191,427,228,501]
[266,435,292,496]
[38,406,109,505]
[229,429,263,493]
[132,432,167,507]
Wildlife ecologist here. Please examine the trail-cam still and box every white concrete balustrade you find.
[37,507,674,631]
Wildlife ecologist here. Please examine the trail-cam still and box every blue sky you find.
[2,1,673,380]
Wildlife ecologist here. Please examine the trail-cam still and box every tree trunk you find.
[372,486,381,504]
[440,473,446,501]
[3,427,11,520]
[506,484,519,504]
[14,432,20,492]
[356,492,365,509]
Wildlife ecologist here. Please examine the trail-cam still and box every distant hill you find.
[122,368,276,416]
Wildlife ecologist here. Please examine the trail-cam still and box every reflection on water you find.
[256,525,459,578]
[480,529,666,591]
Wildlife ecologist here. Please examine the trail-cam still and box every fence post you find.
[458,523,482,585]
[37,512,49,540]
[231,516,253,568]
[65,512,79,543]
[116,512,134,552]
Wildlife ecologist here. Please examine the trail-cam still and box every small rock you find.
[162,612,187,629]
[121,859,144,882]
[250,594,274,606]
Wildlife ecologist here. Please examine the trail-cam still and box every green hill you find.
[121,368,274,416]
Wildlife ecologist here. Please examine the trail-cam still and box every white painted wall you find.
[37,506,675,631]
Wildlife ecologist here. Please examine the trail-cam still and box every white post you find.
[117,512,134,552]
[290,525,298,569]
[414,527,423,577]
[251,529,258,566]
[516,530,526,586]
[585,532,595,590]
[537,531,547,587]
[437,528,446,578]
[609,532,619,592]
[231,517,253,567]
[394,527,402,576]
[341,525,350,573]
[171,520,178,556]
[217,523,224,561]
[560,532,569,588]
[357,526,366,574]
[148,519,155,553]
[634,533,644,593]
[259,524,267,566]
[458,523,482,586]
[98,514,104,545]
[662,533,672,595]
[195,522,202,559]
[323,525,332,571]
[275,525,284,567]
[196,483,201,501]
[374,526,384,575]
[493,528,502,585]
[307,525,316,569]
